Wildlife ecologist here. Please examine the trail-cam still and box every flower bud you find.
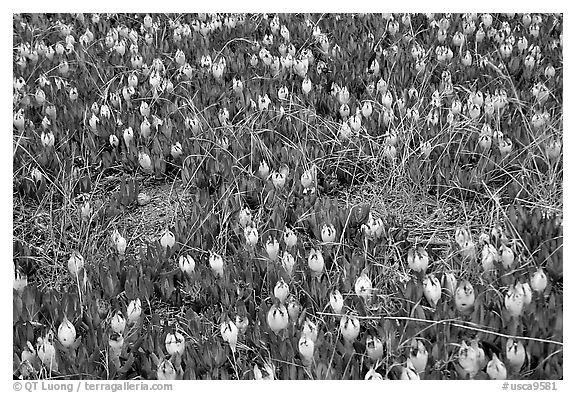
[36,336,57,370]
[138,151,152,172]
[110,311,126,334]
[330,290,344,314]
[253,362,275,380]
[505,338,526,373]
[455,280,475,314]
[112,229,127,255]
[308,248,325,275]
[265,237,280,261]
[170,142,182,160]
[481,243,498,272]
[300,169,314,189]
[457,341,481,378]
[321,224,336,243]
[58,316,76,348]
[287,295,301,321]
[165,331,185,356]
[504,284,525,318]
[366,335,383,361]
[235,314,249,335]
[220,319,238,353]
[442,272,458,297]
[127,298,142,324]
[271,171,286,189]
[267,303,289,333]
[41,131,55,147]
[298,335,315,364]
[238,207,252,228]
[283,227,297,248]
[407,246,429,273]
[340,315,360,343]
[354,269,372,302]
[13,269,28,294]
[209,252,224,278]
[409,338,428,373]
[423,274,441,307]
[178,255,195,276]
[486,353,507,380]
[301,318,318,343]
[530,268,548,293]
[274,278,289,303]
[157,359,177,380]
[160,229,176,250]
[67,251,85,279]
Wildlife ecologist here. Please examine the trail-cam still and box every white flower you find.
[235,314,249,335]
[287,295,301,321]
[308,249,324,275]
[283,228,297,248]
[506,338,526,373]
[67,251,85,279]
[354,270,372,302]
[298,335,314,364]
[340,315,360,343]
[57,316,76,348]
[267,303,289,334]
[407,246,429,273]
[481,243,498,272]
[165,331,185,356]
[160,229,176,250]
[442,272,458,297]
[530,268,548,293]
[273,278,289,303]
[265,237,280,261]
[157,359,177,380]
[138,152,152,172]
[423,274,441,307]
[178,255,195,276]
[244,225,259,247]
[220,320,238,353]
[209,252,224,278]
[271,171,286,189]
[127,298,142,324]
[456,341,482,379]
[366,335,384,361]
[281,251,296,276]
[41,131,55,147]
[110,311,126,334]
[300,169,315,189]
[112,229,127,255]
[454,280,475,314]
[170,142,183,160]
[321,224,336,243]
[330,290,344,314]
[487,353,507,380]
[409,338,428,374]
[253,363,275,380]
[504,284,525,318]
[36,335,57,370]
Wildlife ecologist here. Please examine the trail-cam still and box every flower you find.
[58,316,76,348]
[500,245,515,269]
[409,338,428,373]
[244,225,259,247]
[407,246,429,273]
[265,237,280,261]
[157,359,177,380]
[340,314,360,343]
[112,229,127,255]
[254,363,275,380]
[366,335,384,361]
[487,353,507,380]
[267,303,289,334]
[400,359,420,380]
[300,168,315,189]
[361,101,373,118]
[67,251,84,279]
[160,229,176,250]
[13,268,27,294]
[178,255,195,276]
[165,331,185,356]
[258,161,270,179]
[281,251,295,276]
[127,298,142,324]
[36,335,57,371]
[454,280,475,314]
[123,127,134,147]
[504,284,525,318]
[110,311,126,334]
[235,314,249,334]
[273,278,289,303]
[442,272,458,297]
[308,248,324,275]
[321,224,336,243]
[423,274,441,308]
[138,151,152,172]
[301,76,312,94]
[271,171,286,189]
[283,228,298,248]
[41,131,55,148]
[170,142,182,160]
[287,295,301,321]
[481,243,498,272]
[354,269,372,302]
[301,318,318,343]
[530,268,548,293]
[209,252,224,278]
[506,338,526,373]
[298,335,314,364]
[456,341,483,379]
[220,319,238,353]
[330,290,344,314]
